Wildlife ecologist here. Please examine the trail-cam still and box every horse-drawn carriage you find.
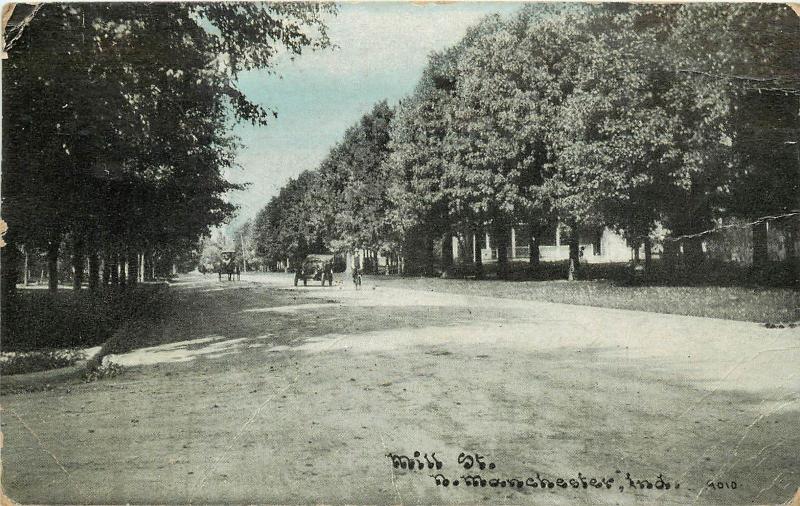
[217,249,239,281]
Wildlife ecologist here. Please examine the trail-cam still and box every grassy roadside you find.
[0,349,87,376]
[1,284,172,375]
[370,275,799,323]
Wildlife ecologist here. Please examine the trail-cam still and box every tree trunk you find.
[1,241,21,299]
[119,258,127,288]
[528,222,543,274]
[494,221,509,280]
[752,221,768,269]
[786,221,796,260]
[662,239,679,275]
[110,252,119,286]
[683,237,705,269]
[22,246,29,286]
[88,248,100,291]
[441,232,453,277]
[497,241,509,279]
[568,219,580,279]
[474,226,484,280]
[72,236,85,291]
[127,252,138,286]
[102,250,111,286]
[678,215,708,271]
[644,237,653,273]
[47,238,60,293]
[528,236,540,268]
[424,234,434,275]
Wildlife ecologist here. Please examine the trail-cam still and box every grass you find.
[1,284,172,352]
[370,268,799,323]
[0,348,86,376]
[440,258,798,287]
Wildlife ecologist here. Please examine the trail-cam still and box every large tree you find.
[319,102,396,261]
[252,171,327,268]
[250,3,797,282]
[2,2,334,295]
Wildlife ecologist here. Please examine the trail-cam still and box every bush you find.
[0,348,85,375]
[83,361,124,382]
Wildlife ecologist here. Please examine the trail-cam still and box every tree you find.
[319,102,396,265]
[252,171,328,270]
[2,3,334,296]
[625,3,799,270]
[385,48,467,276]
[249,3,797,283]
[445,9,571,277]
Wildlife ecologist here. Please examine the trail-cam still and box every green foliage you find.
[2,3,334,290]
[253,170,328,265]
[253,102,398,264]
[322,101,396,253]
[252,4,797,274]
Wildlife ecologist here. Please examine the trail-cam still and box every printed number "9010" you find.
[707,481,737,490]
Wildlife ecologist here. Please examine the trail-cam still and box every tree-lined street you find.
[250,4,799,279]
[2,3,799,504]
[2,273,798,504]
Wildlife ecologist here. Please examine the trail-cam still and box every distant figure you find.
[235,265,241,281]
[352,265,362,289]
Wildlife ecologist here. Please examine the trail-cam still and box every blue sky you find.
[224,1,521,230]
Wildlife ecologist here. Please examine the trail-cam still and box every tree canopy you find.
[2,2,334,293]
[248,4,799,278]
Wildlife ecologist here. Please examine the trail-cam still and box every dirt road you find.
[2,272,798,504]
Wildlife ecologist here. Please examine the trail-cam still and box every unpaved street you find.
[2,273,798,504]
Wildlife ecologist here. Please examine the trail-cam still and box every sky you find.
[223,1,522,231]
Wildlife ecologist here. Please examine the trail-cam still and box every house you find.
[451,222,647,265]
